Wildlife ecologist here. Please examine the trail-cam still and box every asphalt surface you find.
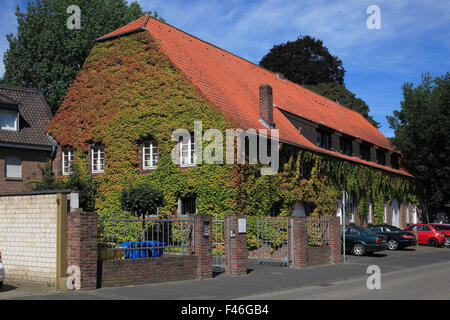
[1,246,449,300]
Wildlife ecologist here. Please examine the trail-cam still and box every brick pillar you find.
[289,216,308,268]
[66,211,98,290]
[193,214,213,279]
[328,216,342,264]
[224,214,247,276]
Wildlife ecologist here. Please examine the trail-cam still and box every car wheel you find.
[387,239,399,250]
[444,237,450,248]
[0,281,2,290]
[352,243,366,256]
[428,238,438,247]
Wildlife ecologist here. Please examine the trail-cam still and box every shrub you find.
[120,185,164,216]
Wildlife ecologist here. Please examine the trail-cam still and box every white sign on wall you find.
[238,218,246,234]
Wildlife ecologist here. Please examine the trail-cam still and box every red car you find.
[430,224,450,247]
[403,224,446,247]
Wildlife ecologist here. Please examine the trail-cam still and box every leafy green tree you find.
[33,163,98,211]
[2,0,163,114]
[387,72,450,219]
[259,36,378,127]
[259,35,345,86]
[121,185,164,216]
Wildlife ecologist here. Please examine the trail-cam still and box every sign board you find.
[238,218,247,234]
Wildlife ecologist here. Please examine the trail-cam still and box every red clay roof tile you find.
[96,16,411,177]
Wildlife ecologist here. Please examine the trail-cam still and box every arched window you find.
[349,192,357,223]
[336,199,343,224]
[368,196,374,224]
[391,199,400,227]
[293,202,306,217]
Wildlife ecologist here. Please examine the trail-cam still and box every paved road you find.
[1,246,449,300]
[236,260,450,300]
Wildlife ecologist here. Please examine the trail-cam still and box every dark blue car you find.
[342,225,388,256]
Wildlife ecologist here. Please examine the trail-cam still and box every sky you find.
[0,0,449,137]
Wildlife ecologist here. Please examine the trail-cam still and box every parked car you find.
[367,224,416,250]
[429,224,450,247]
[0,251,4,290]
[403,224,446,247]
[342,225,387,256]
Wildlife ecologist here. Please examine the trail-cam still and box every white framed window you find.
[91,146,105,174]
[5,156,22,178]
[179,134,196,167]
[0,110,18,131]
[62,149,75,175]
[143,141,158,170]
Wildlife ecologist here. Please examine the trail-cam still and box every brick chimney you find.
[259,84,274,128]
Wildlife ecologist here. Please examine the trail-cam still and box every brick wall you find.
[0,193,58,284]
[307,246,331,266]
[97,214,213,288]
[0,147,51,193]
[289,216,342,268]
[99,256,198,287]
[66,211,98,290]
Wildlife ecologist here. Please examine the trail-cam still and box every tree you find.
[120,185,164,216]
[259,35,345,86]
[33,163,98,211]
[1,0,163,114]
[305,82,380,127]
[387,72,450,219]
[259,36,379,127]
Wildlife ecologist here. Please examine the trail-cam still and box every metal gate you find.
[257,218,293,266]
[212,219,226,273]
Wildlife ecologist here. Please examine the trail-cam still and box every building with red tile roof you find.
[47,15,420,228]
[97,15,409,177]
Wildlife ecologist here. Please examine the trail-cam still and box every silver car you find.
[0,251,4,290]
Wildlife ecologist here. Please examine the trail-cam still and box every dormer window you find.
[0,110,18,131]
[360,143,371,161]
[316,129,331,150]
[340,137,353,156]
[376,149,386,166]
[391,154,400,170]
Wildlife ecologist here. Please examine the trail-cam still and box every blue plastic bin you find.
[120,241,145,259]
[120,241,167,258]
[140,241,167,257]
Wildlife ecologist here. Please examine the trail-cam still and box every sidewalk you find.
[2,246,449,300]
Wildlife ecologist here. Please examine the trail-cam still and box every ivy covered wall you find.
[47,31,421,227]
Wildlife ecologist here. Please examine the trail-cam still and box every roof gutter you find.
[277,137,414,178]
[0,142,53,152]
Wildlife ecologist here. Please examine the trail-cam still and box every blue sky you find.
[1,0,449,137]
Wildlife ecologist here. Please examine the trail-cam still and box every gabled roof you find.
[0,84,55,149]
[97,16,411,177]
